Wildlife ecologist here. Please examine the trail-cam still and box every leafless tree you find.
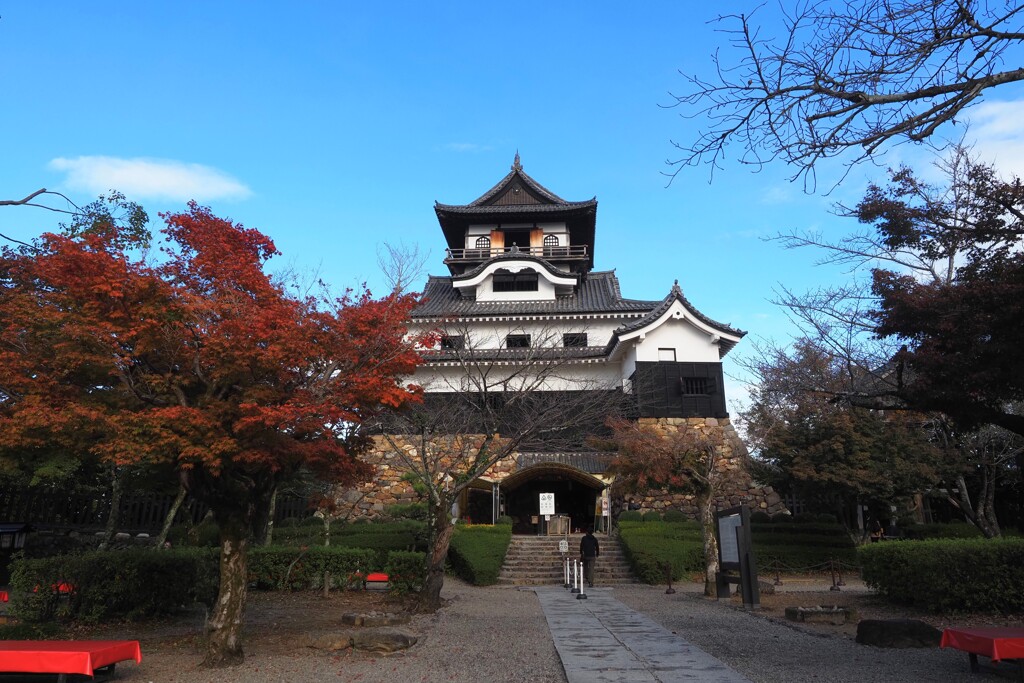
[931,419,1022,537]
[375,319,624,610]
[668,1,1024,188]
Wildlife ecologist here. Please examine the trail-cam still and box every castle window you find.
[681,377,709,395]
[563,333,588,348]
[472,236,491,258]
[493,271,539,292]
[440,335,464,350]
[658,348,677,362]
[543,233,567,257]
[505,334,531,348]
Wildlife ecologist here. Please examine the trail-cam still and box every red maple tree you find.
[0,203,424,665]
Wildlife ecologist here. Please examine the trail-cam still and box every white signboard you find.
[718,514,741,564]
[558,539,569,554]
[539,492,555,516]
[601,489,611,517]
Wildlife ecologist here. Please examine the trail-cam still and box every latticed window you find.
[543,234,558,247]
[475,236,491,249]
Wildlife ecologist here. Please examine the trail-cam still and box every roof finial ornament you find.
[512,151,522,171]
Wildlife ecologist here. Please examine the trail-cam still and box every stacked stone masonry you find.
[340,417,786,521]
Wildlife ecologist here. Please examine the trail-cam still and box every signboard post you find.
[715,506,760,609]
[539,493,555,536]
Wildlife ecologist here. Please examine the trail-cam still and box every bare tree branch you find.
[667,1,1024,189]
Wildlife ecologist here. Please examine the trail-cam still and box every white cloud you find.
[48,156,252,202]
[964,99,1024,178]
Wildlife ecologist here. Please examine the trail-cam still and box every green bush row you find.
[447,525,512,586]
[9,545,427,623]
[618,526,705,583]
[246,546,376,590]
[859,538,1024,613]
[899,523,983,540]
[619,519,857,581]
[9,548,219,624]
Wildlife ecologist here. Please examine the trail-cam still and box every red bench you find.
[941,627,1024,680]
[0,640,141,682]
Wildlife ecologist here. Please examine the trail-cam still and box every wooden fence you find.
[0,489,312,534]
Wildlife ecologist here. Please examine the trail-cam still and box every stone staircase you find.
[497,533,635,586]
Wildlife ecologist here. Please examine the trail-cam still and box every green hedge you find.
[619,521,704,583]
[385,550,427,594]
[9,549,219,623]
[900,523,983,540]
[859,538,1024,613]
[247,546,375,590]
[447,525,513,586]
[619,518,857,581]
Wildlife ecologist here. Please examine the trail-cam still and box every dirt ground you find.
[736,575,1023,640]
[75,589,410,657]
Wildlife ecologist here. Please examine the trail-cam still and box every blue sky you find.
[3,2,1023,410]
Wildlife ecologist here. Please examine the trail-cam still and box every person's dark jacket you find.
[580,533,600,559]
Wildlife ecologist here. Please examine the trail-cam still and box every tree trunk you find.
[951,473,1001,539]
[252,484,277,547]
[697,490,719,597]
[203,512,250,667]
[418,505,454,611]
[155,482,188,549]
[98,466,124,551]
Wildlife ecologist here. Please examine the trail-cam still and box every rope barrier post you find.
[829,558,841,592]
[664,561,676,595]
[570,559,580,594]
[836,559,846,587]
[564,557,570,590]
[773,559,783,586]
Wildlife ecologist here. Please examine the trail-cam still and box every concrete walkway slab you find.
[536,587,753,683]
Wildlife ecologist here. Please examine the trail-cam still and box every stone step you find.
[498,533,635,586]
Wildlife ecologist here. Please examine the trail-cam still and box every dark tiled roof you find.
[411,270,655,318]
[434,158,597,215]
[516,452,616,474]
[434,201,597,215]
[421,346,610,363]
[614,282,746,339]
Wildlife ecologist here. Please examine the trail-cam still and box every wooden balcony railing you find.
[444,245,589,261]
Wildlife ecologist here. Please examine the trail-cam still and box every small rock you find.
[351,628,418,653]
[856,619,941,648]
[308,633,353,651]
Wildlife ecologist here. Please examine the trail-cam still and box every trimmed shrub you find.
[662,509,688,523]
[496,515,514,526]
[385,550,426,594]
[447,525,512,586]
[618,510,643,522]
[9,548,218,624]
[901,523,983,541]
[619,520,704,583]
[859,538,1024,613]
[247,546,375,590]
[385,502,428,521]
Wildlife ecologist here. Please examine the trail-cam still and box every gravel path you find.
[28,579,1017,683]
[613,583,999,683]
[106,580,567,683]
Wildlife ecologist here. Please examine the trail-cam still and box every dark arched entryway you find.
[498,463,606,534]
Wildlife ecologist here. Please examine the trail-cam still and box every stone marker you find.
[855,619,942,648]
[350,628,418,653]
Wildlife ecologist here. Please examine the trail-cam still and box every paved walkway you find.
[535,586,753,683]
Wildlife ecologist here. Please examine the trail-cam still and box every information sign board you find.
[539,493,555,516]
[718,514,741,564]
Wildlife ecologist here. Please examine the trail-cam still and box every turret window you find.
[493,271,539,292]
[543,234,565,257]
[473,236,491,257]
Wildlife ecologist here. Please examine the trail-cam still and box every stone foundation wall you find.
[339,417,785,521]
[627,417,786,518]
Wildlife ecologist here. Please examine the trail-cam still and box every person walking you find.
[579,526,600,588]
